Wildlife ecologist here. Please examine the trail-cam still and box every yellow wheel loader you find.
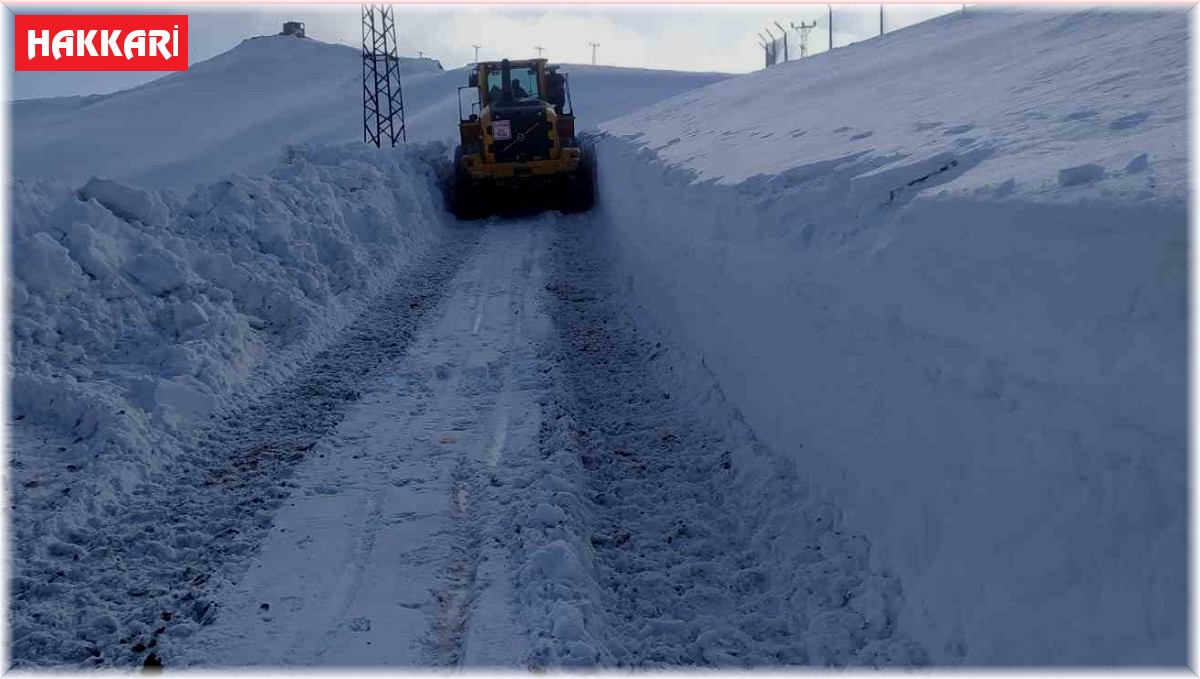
[447,58,595,219]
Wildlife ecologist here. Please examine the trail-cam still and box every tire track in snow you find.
[166,219,542,668]
[307,490,387,661]
[245,227,506,667]
[424,216,546,666]
[164,216,548,668]
[426,455,485,665]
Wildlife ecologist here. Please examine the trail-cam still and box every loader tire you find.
[562,151,596,214]
[447,146,490,221]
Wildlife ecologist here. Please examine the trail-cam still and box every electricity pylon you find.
[362,4,406,147]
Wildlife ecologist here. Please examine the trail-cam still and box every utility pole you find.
[588,42,599,65]
[417,50,424,58]
[774,21,789,62]
[827,4,833,51]
[472,44,481,63]
[880,4,884,35]
[791,20,816,59]
[535,45,544,57]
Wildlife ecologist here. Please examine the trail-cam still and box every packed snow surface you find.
[11,35,729,189]
[596,6,1186,666]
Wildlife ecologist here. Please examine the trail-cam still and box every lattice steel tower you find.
[362,4,406,147]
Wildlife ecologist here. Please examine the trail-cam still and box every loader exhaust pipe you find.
[501,58,511,102]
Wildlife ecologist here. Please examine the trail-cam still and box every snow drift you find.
[594,7,1186,665]
[11,143,449,536]
[11,34,729,190]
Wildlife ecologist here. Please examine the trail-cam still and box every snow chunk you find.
[78,177,168,227]
[1125,153,1149,174]
[847,152,960,214]
[1109,111,1150,130]
[124,248,187,295]
[46,541,86,560]
[156,379,216,421]
[16,232,86,294]
[537,473,574,492]
[549,601,586,641]
[173,301,210,336]
[527,540,585,582]
[531,502,568,527]
[1057,162,1105,187]
[65,222,120,280]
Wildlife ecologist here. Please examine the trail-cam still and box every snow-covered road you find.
[10,202,926,669]
[138,214,925,669]
[168,217,551,667]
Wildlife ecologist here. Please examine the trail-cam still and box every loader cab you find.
[473,59,568,114]
[457,59,574,125]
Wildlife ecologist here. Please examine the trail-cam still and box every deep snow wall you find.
[591,8,1186,666]
[10,143,449,528]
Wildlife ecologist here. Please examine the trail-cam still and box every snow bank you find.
[594,7,1186,665]
[10,143,448,527]
[513,221,927,667]
[12,35,729,189]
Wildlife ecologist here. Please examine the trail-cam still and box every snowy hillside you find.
[11,35,729,189]
[595,7,1186,665]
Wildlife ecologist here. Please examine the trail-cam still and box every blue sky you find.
[6,4,960,100]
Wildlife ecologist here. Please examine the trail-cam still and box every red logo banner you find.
[15,15,188,71]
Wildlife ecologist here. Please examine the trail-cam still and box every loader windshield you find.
[486,67,540,105]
